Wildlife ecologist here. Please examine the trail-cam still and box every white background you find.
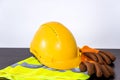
[0,0,120,48]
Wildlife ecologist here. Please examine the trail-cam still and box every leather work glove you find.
[80,46,116,64]
[79,46,116,78]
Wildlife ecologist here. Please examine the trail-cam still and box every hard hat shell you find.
[30,22,81,70]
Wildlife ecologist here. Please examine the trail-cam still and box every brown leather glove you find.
[79,60,114,77]
[80,46,116,64]
[79,46,116,78]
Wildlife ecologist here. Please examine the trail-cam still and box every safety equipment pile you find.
[30,21,116,78]
[0,21,116,80]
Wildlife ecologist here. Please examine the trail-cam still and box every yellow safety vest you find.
[0,57,89,80]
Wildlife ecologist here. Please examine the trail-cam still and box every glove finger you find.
[99,51,111,64]
[84,61,95,75]
[101,65,111,78]
[84,52,98,62]
[104,65,114,76]
[79,62,87,72]
[100,51,116,62]
[94,53,104,64]
[93,62,102,77]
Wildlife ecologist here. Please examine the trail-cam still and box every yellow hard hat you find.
[30,22,81,70]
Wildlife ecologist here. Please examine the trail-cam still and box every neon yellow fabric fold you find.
[0,57,89,80]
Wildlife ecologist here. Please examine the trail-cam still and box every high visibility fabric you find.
[0,57,89,80]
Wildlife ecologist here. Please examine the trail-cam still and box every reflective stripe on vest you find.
[11,62,83,73]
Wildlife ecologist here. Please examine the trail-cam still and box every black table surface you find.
[0,48,119,80]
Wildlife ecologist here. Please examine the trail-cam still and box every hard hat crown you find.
[30,22,81,70]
